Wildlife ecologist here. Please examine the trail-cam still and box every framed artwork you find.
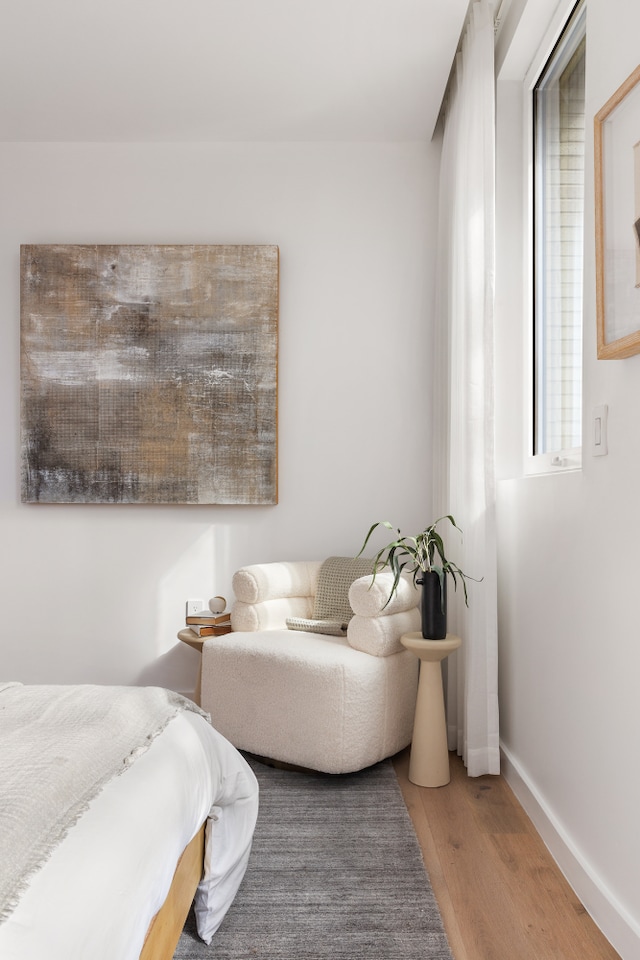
[21,244,279,504]
[595,64,640,358]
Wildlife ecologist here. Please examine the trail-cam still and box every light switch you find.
[592,404,608,457]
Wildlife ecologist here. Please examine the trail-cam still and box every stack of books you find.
[185,611,232,637]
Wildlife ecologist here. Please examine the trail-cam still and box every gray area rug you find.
[174,755,453,959]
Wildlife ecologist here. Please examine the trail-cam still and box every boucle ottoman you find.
[200,628,418,773]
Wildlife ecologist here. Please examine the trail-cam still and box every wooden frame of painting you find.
[20,244,279,504]
[595,64,640,359]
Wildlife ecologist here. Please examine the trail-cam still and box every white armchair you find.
[200,558,421,774]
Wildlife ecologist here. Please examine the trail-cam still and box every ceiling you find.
[1,0,469,142]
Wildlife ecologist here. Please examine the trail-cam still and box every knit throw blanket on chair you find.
[0,681,205,924]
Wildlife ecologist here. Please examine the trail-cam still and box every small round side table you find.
[400,632,461,788]
[178,628,206,705]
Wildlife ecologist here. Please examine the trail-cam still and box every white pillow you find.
[348,572,420,618]
[232,597,313,632]
[232,561,322,604]
[347,608,421,657]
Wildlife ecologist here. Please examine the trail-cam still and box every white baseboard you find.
[500,743,640,960]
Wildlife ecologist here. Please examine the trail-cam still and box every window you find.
[532,1,586,464]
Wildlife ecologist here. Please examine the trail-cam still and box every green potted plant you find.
[356,515,478,639]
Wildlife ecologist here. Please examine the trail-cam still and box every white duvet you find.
[0,710,259,960]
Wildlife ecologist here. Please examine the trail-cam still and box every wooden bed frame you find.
[139,822,206,960]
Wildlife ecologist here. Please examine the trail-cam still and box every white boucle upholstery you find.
[347,607,421,657]
[201,560,421,773]
[348,571,420,617]
[201,630,418,774]
[232,596,313,632]
[232,561,322,604]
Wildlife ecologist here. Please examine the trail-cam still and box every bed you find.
[0,681,259,960]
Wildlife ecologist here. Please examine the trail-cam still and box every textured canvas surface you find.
[20,244,278,504]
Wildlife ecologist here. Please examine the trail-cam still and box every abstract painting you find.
[21,244,278,503]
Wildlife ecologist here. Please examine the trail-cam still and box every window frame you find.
[522,0,586,476]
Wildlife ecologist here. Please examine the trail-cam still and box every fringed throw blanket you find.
[0,681,206,924]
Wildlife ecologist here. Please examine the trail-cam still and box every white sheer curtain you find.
[432,0,500,776]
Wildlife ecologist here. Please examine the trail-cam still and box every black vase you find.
[418,570,447,640]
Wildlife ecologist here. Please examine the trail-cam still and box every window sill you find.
[523,448,582,477]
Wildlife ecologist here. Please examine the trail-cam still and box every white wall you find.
[0,140,439,693]
[495,1,640,956]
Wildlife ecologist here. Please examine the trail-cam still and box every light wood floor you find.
[393,748,622,960]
